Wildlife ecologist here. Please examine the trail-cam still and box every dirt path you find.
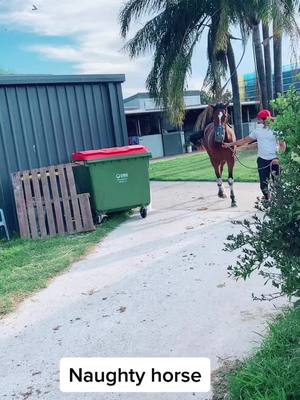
[0,182,286,400]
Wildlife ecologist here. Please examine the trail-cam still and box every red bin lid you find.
[72,145,150,161]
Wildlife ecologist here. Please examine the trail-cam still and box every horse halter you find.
[214,108,227,144]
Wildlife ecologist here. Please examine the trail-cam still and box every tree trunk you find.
[253,23,268,109]
[262,23,273,105]
[273,19,283,98]
[227,39,243,138]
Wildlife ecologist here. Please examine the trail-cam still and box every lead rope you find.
[228,146,276,171]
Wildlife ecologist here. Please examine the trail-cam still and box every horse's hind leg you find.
[227,158,237,207]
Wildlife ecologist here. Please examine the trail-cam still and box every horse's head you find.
[210,103,229,144]
[212,103,229,125]
[193,102,230,144]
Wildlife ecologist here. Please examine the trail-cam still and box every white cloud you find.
[27,42,143,74]
[0,0,122,36]
[0,0,298,99]
[0,0,150,94]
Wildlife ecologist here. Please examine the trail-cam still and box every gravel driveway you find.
[0,182,286,400]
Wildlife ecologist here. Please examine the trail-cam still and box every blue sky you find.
[0,1,298,98]
[0,0,146,97]
[0,31,75,74]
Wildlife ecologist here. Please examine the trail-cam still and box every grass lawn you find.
[150,150,259,182]
[227,307,300,400]
[0,213,127,316]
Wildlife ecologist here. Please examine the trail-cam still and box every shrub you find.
[224,86,300,300]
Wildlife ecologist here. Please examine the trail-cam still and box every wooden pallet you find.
[11,164,95,239]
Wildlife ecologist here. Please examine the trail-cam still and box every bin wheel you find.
[140,207,147,219]
[96,213,107,224]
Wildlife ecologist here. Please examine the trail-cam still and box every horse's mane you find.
[193,107,214,132]
[193,103,230,132]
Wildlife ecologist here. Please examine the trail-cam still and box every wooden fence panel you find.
[65,164,83,233]
[40,168,56,237]
[11,163,94,238]
[11,172,30,238]
[78,193,95,232]
[57,165,74,234]
[31,169,47,237]
[22,170,38,239]
[48,166,65,235]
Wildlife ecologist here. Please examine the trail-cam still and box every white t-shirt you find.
[249,125,278,160]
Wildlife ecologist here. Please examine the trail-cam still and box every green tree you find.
[120,0,299,131]
[120,0,246,133]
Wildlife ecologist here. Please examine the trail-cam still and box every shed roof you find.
[0,74,125,86]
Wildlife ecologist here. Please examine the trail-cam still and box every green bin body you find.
[72,146,151,216]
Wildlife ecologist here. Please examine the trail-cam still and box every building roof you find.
[124,90,201,103]
[125,100,259,115]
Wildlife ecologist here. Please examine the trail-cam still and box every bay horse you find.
[190,103,237,207]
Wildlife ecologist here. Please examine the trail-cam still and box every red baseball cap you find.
[257,109,272,120]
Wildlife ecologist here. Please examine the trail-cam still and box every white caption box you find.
[60,357,210,393]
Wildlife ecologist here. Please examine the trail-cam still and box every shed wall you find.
[0,75,128,233]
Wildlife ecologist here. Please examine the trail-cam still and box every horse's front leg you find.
[212,159,226,198]
[228,158,237,207]
[217,177,226,198]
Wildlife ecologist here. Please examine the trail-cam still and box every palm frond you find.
[271,0,300,35]
[146,13,203,124]
[272,0,300,65]
[203,9,228,98]
[120,0,169,38]
[135,1,213,124]
[124,12,165,57]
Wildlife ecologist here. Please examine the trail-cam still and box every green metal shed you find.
[0,74,128,233]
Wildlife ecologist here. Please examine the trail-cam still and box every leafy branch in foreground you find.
[224,85,300,301]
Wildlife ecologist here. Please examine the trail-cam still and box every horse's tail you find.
[189,131,204,147]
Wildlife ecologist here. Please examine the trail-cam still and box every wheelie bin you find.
[72,145,151,223]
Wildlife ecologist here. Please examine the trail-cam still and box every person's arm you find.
[278,141,287,152]
[222,136,254,148]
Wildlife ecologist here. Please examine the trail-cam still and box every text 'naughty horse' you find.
[190,103,237,207]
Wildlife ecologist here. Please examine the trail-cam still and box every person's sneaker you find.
[257,195,269,201]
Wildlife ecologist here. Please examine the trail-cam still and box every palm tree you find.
[202,7,245,135]
[227,39,242,134]
[120,0,299,130]
[273,21,283,98]
[120,0,246,134]
[233,1,270,107]
[235,0,299,105]
[253,22,269,108]
[271,1,300,98]
[262,23,273,105]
